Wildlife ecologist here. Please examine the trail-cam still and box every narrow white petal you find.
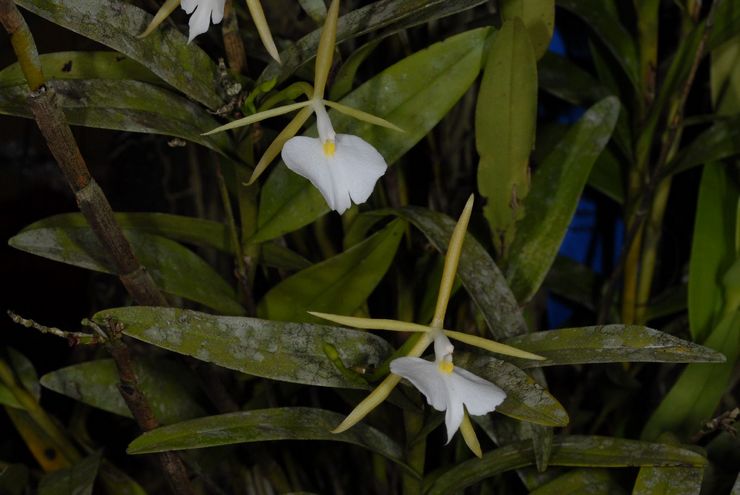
[390,357,447,412]
[331,134,387,205]
[281,137,337,210]
[443,389,465,444]
[181,0,197,14]
[210,0,225,23]
[187,4,212,41]
[450,366,507,416]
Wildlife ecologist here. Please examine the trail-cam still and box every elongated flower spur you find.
[391,332,506,442]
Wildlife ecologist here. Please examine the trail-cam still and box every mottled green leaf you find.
[38,453,100,495]
[94,307,392,389]
[455,353,568,427]
[476,18,537,256]
[259,0,486,86]
[9,227,244,315]
[329,40,381,101]
[688,163,739,341]
[530,469,625,495]
[0,80,231,156]
[556,0,639,88]
[24,212,309,271]
[0,51,161,88]
[258,219,404,323]
[254,28,489,242]
[642,310,739,441]
[505,97,620,303]
[633,458,703,494]
[127,407,412,472]
[16,0,222,109]
[425,436,706,495]
[503,325,725,369]
[40,358,206,424]
[388,206,528,340]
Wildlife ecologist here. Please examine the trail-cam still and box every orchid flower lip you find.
[390,334,507,442]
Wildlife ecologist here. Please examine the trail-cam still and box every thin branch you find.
[222,0,247,73]
[7,310,101,345]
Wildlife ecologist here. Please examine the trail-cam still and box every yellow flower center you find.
[323,140,336,157]
[438,360,454,374]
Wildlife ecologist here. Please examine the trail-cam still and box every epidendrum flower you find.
[310,196,545,456]
[281,100,387,214]
[390,332,506,442]
[139,0,280,62]
[203,0,400,213]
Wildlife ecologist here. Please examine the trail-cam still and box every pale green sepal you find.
[247,105,314,184]
[246,0,281,63]
[138,0,180,38]
[313,0,339,98]
[323,100,404,132]
[202,100,311,135]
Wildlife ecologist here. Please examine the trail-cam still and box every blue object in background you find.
[544,27,624,328]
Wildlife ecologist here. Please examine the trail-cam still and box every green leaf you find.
[711,31,740,115]
[0,80,232,156]
[476,18,537,256]
[529,469,626,495]
[588,147,625,204]
[7,348,40,401]
[505,96,620,303]
[259,0,486,86]
[16,0,222,109]
[23,212,309,271]
[258,219,404,323]
[38,453,101,495]
[503,325,725,368]
[9,227,244,315]
[388,206,528,340]
[669,115,740,176]
[500,0,554,59]
[538,52,610,106]
[455,353,569,427]
[556,0,639,89]
[94,307,393,389]
[126,407,412,472]
[424,436,707,495]
[641,309,739,441]
[329,40,381,101]
[0,383,22,409]
[0,461,29,495]
[688,163,739,341]
[633,439,704,495]
[543,256,599,311]
[40,358,206,424]
[0,51,161,88]
[254,28,489,242]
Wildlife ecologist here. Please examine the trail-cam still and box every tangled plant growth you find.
[0,0,738,493]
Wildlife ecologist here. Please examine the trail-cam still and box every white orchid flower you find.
[390,332,507,442]
[281,100,387,214]
[181,0,225,42]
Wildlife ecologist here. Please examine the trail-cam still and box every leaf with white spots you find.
[93,307,393,389]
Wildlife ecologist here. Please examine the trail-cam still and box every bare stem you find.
[7,310,101,345]
[222,0,247,73]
